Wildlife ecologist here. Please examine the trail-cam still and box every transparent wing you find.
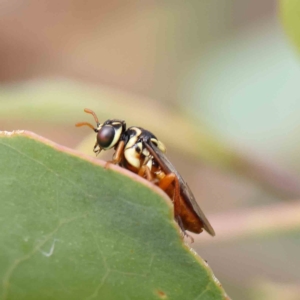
[144,142,215,236]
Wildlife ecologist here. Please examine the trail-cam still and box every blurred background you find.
[1,1,300,299]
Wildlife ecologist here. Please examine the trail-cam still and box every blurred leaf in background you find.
[280,0,300,53]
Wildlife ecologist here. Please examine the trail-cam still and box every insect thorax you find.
[122,126,165,171]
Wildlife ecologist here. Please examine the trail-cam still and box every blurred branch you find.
[231,149,300,198]
[194,201,300,245]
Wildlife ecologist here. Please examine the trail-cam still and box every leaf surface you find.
[0,131,228,300]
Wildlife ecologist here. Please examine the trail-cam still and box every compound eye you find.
[97,125,115,148]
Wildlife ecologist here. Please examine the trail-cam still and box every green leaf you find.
[0,131,228,300]
[280,0,300,52]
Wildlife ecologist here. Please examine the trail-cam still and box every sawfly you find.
[76,108,215,237]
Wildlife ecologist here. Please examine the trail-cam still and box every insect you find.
[76,108,215,237]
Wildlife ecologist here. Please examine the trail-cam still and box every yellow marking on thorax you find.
[124,147,141,168]
[125,127,142,149]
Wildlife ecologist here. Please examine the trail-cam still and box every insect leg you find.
[138,165,154,181]
[158,174,182,219]
[93,141,101,155]
[158,173,176,190]
[105,141,125,168]
[112,141,125,164]
[158,174,193,240]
